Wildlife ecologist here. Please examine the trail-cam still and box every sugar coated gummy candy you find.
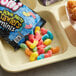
[38,48,45,55]
[44,45,51,52]
[47,31,54,40]
[37,39,43,46]
[47,50,52,57]
[41,28,48,35]
[26,40,32,48]
[33,47,37,52]
[43,39,52,46]
[44,53,49,58]
[42,34,49,41]
[37,54,45,60]
[35,32,42,41]
[35,26,40,34]
[30,40,38,49]
[25,48,33,56]
[24,26,60,61]
[37,44,46,50]
[21,25,60,61]
[30,52,38,61]
[51,47,60,54]
[44,50,52,58]
[29,34,34,43]
[30,43,37,49]
[20,43,27,50]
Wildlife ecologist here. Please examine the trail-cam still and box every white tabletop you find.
[0,58,76,76]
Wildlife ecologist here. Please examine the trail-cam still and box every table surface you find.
[0,58,76,76]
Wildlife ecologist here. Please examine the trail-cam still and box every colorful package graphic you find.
[0,0,46,49]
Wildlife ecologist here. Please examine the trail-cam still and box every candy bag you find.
[0,0,46,49]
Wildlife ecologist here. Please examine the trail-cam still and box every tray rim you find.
[0,0,76,72]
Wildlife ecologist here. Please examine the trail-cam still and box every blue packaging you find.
[0,0,46,49]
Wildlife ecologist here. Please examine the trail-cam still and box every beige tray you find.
[0,0,76,72]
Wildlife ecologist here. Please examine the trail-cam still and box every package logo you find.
[0,0,22,11]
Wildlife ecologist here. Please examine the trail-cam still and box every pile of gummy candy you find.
[20,26,60,61]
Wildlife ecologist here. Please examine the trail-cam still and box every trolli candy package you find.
[0,0,46,49]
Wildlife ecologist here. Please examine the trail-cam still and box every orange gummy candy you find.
[25,48,33,56]
[51,47,60,54]
[26,40,32,48]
